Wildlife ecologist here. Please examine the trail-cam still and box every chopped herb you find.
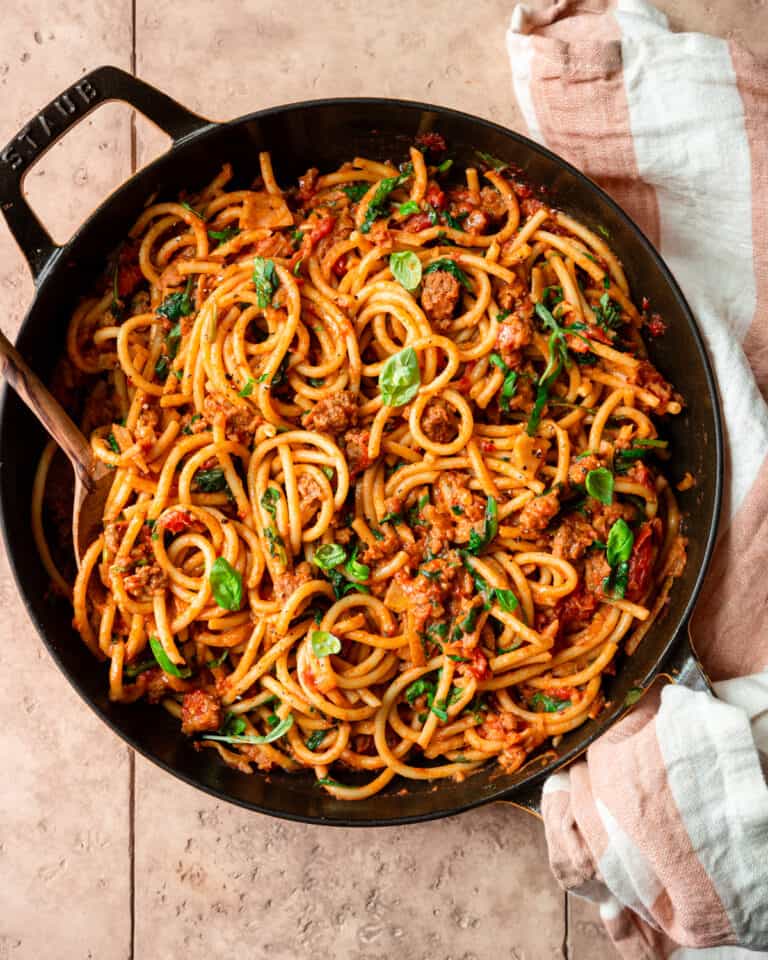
[489,353,507,371]
[341,182,370,202]
[193,466,228,493]
[594,292,622,332]
[203,715,294,745]
[597,225,611,239]
[238,378,255,398]
[311,630,342,657]
[149,636,192,678]
[496,310,511,322]
[475,150,508,171]
[209,557,243,611]
[466,496,498,555]
[124,658,155,679]
[360,164,413,233]
[181,200,203,218]
[206,650,229,668]
[306,729,329,751]
[405,678,436,705]
[264,526,287,565]
[380,510,403,525]
[253,257,279,308]
[260,487,280,519]
[208,225,240,243]
[494,589,519,613]
[437,158,453,174]
[625,687,643,706]
[157,277,194,321]
[307,377,325,388]
[459,607,479,633]
[423,258,472,291]
[315,777,344,788]
[530,691,571,713]
[398,200,421,217]
[107,432,120,455]
[222,713,247,736]
[442,209,468,231]
[344,553,370,582]
[451,505,464,515]
[500,369,519,413]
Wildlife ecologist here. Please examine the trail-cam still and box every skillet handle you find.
[662,623,712,693]
[0,64,210,280]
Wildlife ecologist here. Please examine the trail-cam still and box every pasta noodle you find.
[35,140,687,800]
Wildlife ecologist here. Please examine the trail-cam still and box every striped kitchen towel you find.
[507,2,768,957]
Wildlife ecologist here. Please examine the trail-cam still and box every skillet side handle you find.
[664,624,712,694]
[0,64,209,280]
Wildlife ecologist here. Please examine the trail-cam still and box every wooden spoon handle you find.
[0,328,94,488]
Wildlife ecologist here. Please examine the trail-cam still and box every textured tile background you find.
[0,2,762,958]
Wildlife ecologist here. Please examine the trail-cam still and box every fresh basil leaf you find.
[311,630,342,657]
[314,543,347,570]
[203,714,294,745]
[157,278,194,321]
[209,557,243,611]
[208,225,240,243]
[606,518,634,567]
[442,209,468,231]
[149,636,192,678]
[325,568,366,599]
[193,467,228,493]
[253,257,279,308]
[379,346,421,407]
[423,258,472,292]
[342,182,370,202]
[238,378,255,398]
[447,654,470,662]
[585,467,614,506]
[107,432,120,455]
[181,200,203,218]
[389,250,422,291]
[264,526,287,564]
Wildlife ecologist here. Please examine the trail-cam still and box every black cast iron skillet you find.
[0,66,722,825]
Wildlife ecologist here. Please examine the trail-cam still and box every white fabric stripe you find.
[542,771,571,795]
[505,17,543,143]
[614,4,768,521]
[714,670,768,754]
[670,949,768,959]
[595,799,663,927]
[656,686,768,947]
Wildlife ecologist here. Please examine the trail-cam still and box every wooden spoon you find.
[0,329,113,566]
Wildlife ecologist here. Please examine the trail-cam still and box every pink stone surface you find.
[0,2,761,957]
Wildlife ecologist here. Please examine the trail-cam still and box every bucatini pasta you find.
[34,136,687,800]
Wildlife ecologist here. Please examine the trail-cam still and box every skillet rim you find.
[0,93,724,826]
